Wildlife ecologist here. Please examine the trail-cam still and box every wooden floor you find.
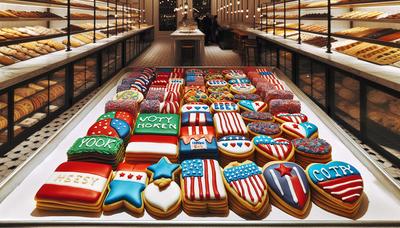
[130,37,242,67]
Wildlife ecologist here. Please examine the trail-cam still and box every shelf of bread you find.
[267,12,400,23]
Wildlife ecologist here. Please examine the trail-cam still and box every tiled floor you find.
[0,38,398,185]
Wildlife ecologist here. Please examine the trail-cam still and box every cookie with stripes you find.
[274,113,308,124]
[253,135,294,165]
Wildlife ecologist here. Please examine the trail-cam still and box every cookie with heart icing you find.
[306,161,365,218]
[183,90,208,104]
[248,121,282,138]
[274,113,308,124]
[292,138,332,168]
[144,157,182,218]
[241,111,274,123]
[238,100,268,112]
[281,122,318,139]
[230,83,256,94]
[262,161,311,218]
[181,103,210,114]
[222,161,270,219]
[253,135,294,166]
[210,101,239,113]
[217,135,255,166]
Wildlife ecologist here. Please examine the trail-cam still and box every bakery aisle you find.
[129,37,241,67]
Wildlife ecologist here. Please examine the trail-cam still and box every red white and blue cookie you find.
[179,126,218,160]
[103,163,149,214]
[281,122,318,139]
[238,100,268,112]
[306,161,364,218]
[253,135,294,165]
[217,135,255,166]
[228,78,251,84]
[241,111,274,123]
[248,121,282,138]
[208,91,235,103]
[181,103,210,113]
[210,101,239,113]
[223,69,247,79]
[206,79,228,87]
[230,83,256,94]
[233,93,261,102]
[181,103,213,126]
[222,161,269,219]
[263,161,311,218]
[113,90,144,103]
[214,112,248,138]
[292,138,332,168]
[87,118,131,141]
[274,113,308,124]
[97,111,135,127]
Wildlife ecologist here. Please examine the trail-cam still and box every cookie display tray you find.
[0,67,399,226]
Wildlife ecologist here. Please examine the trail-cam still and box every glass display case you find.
[0,93,8,148]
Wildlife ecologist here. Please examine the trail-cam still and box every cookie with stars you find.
[103,162,150,215]
[222,161,270,219]
[280,122,318,140]
[144,157,182,218]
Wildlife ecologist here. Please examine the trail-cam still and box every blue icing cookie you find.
[181,103,210,113]
[253,135,274,145]
[300,122,318,137]
[224,162,261,183]
[181,112,213,126]
[179,137,218,161]
[211,102,238,111]
[307,161,361,184]
[228,78,250,84]
[110,119,131,138]
[147,157,180,180]
[263,162,310,209]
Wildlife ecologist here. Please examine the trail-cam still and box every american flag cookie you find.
[103,163,150,215]
[280,122,318,140]
[213,112,248,138]
[263,161,311,218]
[306,161,365,218]
[222,161,270,219]
[237,100,268,112]
[253,135,295,166]
[35,161,113,212]
[144,157,182,219]
[274,113,308,124]
[210,101,239,113]
[180,159,228,216]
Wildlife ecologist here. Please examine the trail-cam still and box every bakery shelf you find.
[267,17,400,23]
[331,34,400,49]
[0,18,128,22]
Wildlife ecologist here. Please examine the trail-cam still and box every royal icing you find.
[214,112,248,135]
[87,118,131,139]
[223,69,247,79]
[275,113,308,124]
[126,135,178,155]
[263,162,310,209]
[224,162,266,205]
[292,138,331,155]
[241,111,274,121]
[307,161,363,203]
[234,93,261,101]
[238,100,267,112]
[211,101,239,112]
[113,90,144,103]
[230,83,256,94]
[68,135,123,156]
[181,103,210,113]
[134,114,180,136]
[97,111,134,127]
[181,112,213,126]
[206,79,228,87]
[147,157,180,180]
[217,135,254,154]
[248,122,281,136]
[144,181,181,212]
[228,78,251,84]
[181,159,227,200]
[253,135,292,160]
[281,122,318,138]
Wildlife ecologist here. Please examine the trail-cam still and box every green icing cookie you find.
[97,111,116,121]
[134,113,180,136]
[68,135,123,156]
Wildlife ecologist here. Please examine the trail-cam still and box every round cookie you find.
[210,101,239,113]
[217,135,255,166]
[206,79,228,87]
[238,100,268,112]
[292,138,332,168]
[208,91,234,103]
[241,111,274,123]
[248,121,282,138]
[113,90,144,103]
[183,90,208,104]
[274,113,308,124]
[228,78,251,84]
[253,135,294,166]
[280,122,318,139]
[233,93,261,102]
[230,83,256,94]
[205,73,224,81]
[208,86,230,94]
[223,69,247,79]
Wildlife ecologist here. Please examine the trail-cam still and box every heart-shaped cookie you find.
[238,100,268,112]
[217,135,254,155]
[281,122,318,139]
[306,161,364,203]
[253,135,293,160]
[274,113,308,124]
[144,181,181,212]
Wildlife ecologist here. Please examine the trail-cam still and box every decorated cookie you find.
[134,113,180,136]
[67,135,124,168]
[210,101,239,113]
[217,135,255,166]
[241,111,274,123]
[207,86,230,94]
[281,122,318,139]
[306,161,364,218]
[274,113,308,124]
[248,121,282,138]
[205,73,224,81]
[97,111,135,127]
[253,135,294,165]
[208,91,235,103]
[87,118,131,140]
[223,161,269,219]
[144,157,182,218]
[206,79,228,87]
[292,138,332,168]
[184,85,206,93]
[181,112,213,126]
[230,83,256,94]
[214,112,248,137]
[179,126,218,160]
[181,159,228,215]
[103,163,149,215]
[238,100,268,112]
[233,93,261,102]
[228,78,251,84]
[223,69,247,79]
[181,103,210,113]
[126,135,179,163]
[160,101,180,114]
[164,91,180,102]
[183,90,208,104]
[113,90,144,103]
[269,99,301,115]
[263,161,311,218]
[35,161,113,212]
[105,100,138,116]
